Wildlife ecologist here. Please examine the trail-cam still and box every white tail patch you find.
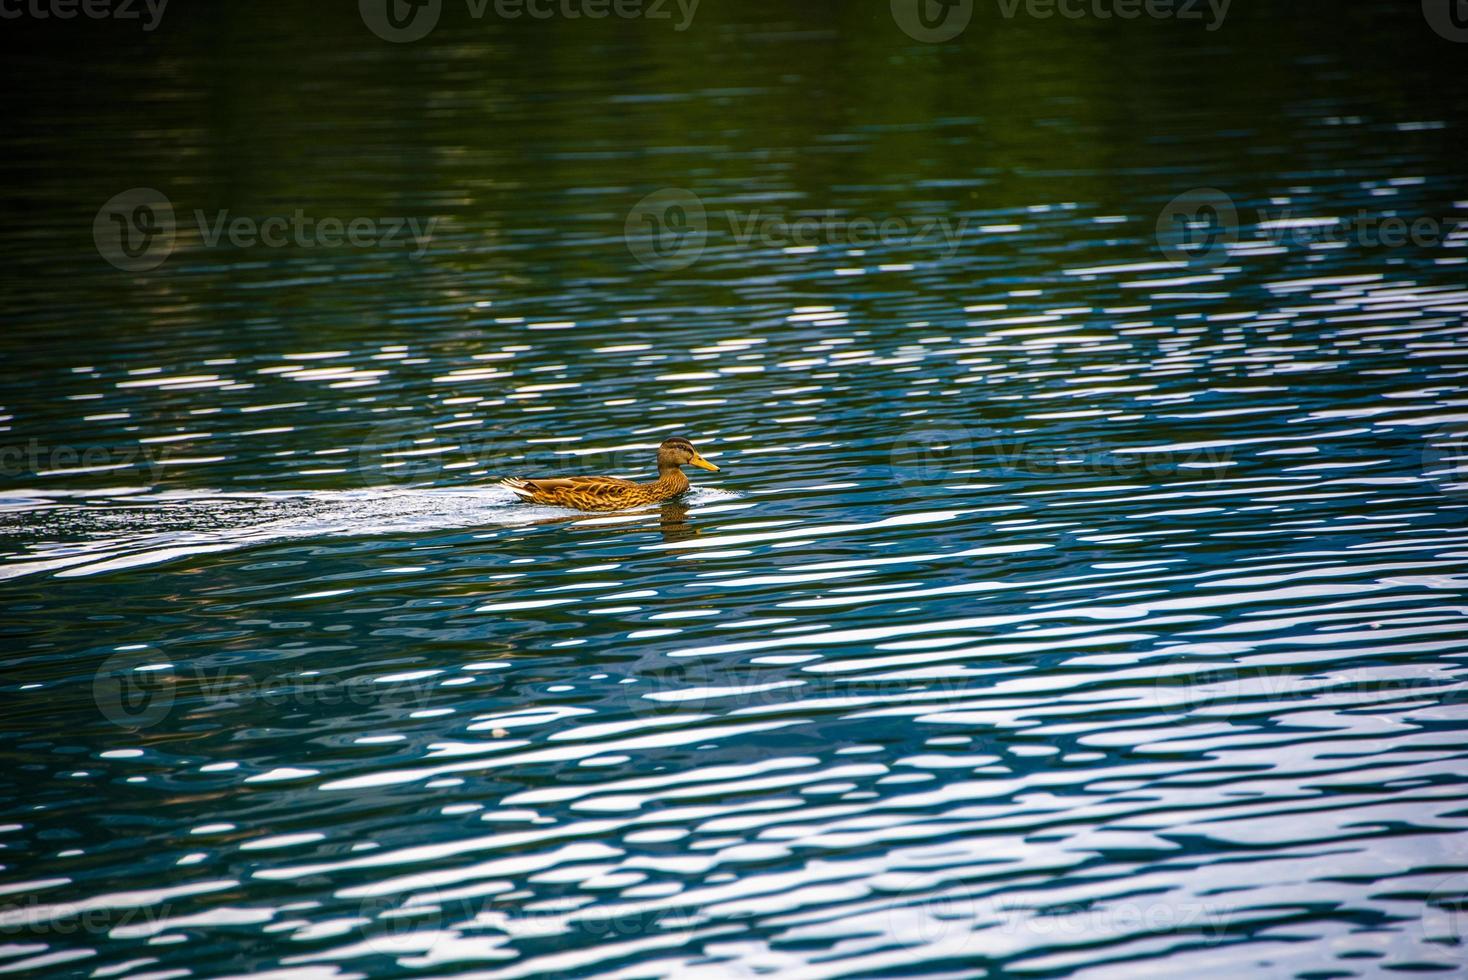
[500,478,535,500]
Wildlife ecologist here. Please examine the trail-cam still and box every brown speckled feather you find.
[500,436,718,512]
[500,472,689,511]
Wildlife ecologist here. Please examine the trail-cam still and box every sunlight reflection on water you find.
[3,3,1468,977]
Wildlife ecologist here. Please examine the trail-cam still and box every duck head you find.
[657,436,719,472]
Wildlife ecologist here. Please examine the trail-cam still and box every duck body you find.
[500,436,719,512]
[500,471,689,511]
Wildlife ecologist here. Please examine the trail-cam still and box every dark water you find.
[3,2,1468,976]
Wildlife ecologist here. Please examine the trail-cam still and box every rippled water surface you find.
[4,3,1468,977]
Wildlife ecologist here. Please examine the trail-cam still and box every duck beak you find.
[689,454,720,472]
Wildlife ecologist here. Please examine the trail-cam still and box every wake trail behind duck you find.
[0,485,738,580]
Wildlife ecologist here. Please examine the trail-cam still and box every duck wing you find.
[500,475,642,508]
[504,475,636,494]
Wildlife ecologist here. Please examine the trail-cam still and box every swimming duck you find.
[500,436,720,511]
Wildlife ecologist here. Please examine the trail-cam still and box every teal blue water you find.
[4,2,1468,976]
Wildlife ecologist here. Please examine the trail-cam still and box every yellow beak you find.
[689,454,720,472]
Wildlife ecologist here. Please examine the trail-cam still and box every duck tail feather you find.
[500,477,535,499]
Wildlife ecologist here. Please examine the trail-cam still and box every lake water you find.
[4,2,1468,976]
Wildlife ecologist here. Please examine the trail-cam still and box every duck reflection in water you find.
[516,500,700,543]
[655,502,699,543]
